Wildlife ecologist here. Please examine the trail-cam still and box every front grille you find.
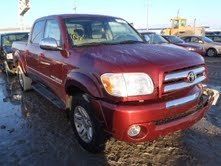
[163,66,206,93]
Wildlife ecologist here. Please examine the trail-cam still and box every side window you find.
[183,37,190,42]
[44,20,61,45]
[191,37,200,43]
[214,37,221,42]
[31,21,45,44]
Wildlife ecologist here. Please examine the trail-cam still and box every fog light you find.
[127,125,141,137]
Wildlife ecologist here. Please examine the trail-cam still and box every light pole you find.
[18,0,30,30]
[146,0,149,30]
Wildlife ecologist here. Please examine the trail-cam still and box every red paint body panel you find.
[12,14,212,143]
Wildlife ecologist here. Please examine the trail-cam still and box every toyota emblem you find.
[187,72,196,83]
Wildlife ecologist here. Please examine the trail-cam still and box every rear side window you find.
[44,20,61,45]
[191,37,200,43]
[31,21,45,44]
[183,37,191,42]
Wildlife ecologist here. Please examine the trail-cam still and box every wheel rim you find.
[74,106,93,143]
[18,69,24,88]
[207,49,215,57]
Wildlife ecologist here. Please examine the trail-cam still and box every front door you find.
[38,19,66,101]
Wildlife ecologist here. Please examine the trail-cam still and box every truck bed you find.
[12,41,27,52]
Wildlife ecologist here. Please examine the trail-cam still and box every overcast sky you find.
[0,0,220,29]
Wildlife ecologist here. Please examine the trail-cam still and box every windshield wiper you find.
[116,40,145,44]
[76,42,116,47]
[76,40,144,47]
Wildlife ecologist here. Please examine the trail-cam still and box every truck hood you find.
[76,43,204,72]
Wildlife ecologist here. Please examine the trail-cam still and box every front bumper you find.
[100,88,215,142]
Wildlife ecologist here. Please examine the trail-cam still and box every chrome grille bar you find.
[165,67,205,82]
[164,76,206,93]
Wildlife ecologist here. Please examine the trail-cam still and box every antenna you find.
[146,0,149,30]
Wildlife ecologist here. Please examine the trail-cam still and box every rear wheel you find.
[17,66,32,91]
[206,48,217,57]
[70,93,105,153]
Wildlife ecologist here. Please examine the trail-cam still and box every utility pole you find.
[73,0,77,13]
[177,9,180,18]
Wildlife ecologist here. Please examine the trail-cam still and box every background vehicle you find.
[140,31,184,49]
[205,31,221,36]
[181,36,221,57]
[0,32,29,74]
[162,35,205,55]
[206,35,221,43]
[161,17,205,37]
[13,14,214,153]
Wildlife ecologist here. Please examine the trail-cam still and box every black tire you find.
[17,66,32,91]
[206,48,217,57]
[69,93,106,153]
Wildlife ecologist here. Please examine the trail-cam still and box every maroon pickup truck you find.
[12,14,215,153]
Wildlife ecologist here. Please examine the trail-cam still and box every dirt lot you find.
[0,57,220,166]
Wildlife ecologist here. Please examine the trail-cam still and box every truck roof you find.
[35,14,121,22]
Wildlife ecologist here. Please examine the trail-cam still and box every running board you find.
[32,83,65,110]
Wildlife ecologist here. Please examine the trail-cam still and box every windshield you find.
[143,33,168,44]
[65,18,143,46]
[1,33,28,47]
[164,36,184,44]
[203,37,213,43]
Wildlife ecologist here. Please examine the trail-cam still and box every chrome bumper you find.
[166,92,200,109]
[166,87,219,109]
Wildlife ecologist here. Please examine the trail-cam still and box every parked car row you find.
[139,30,221,57]
[181,36,221,57]
[0,14,219,153]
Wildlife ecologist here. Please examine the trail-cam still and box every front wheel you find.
[70,94,106,153]
[206,48,217,57]
[17,66,32,91]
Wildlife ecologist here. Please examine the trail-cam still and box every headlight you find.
[186,47,196,51]
[101,73,154,97]
[6,53,13,60]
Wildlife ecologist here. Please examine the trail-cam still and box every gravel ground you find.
[0,57,220,166]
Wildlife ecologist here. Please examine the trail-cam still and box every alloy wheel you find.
[74,106,93,143]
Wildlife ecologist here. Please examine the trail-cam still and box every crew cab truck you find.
[12,14,216,153]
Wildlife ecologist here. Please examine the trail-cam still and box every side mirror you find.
[144,35,150,43]
[40,38,62,51]
[199,40,204,44]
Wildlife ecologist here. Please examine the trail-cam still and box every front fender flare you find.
[65,71,103,98]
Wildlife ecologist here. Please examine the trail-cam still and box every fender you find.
[65,71,108,128]
[65,71,103,99]
[14,49,27,74]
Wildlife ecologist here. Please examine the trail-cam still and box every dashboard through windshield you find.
[65,18,144,46]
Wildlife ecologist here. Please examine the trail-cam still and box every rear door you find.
[26,20,45,81]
